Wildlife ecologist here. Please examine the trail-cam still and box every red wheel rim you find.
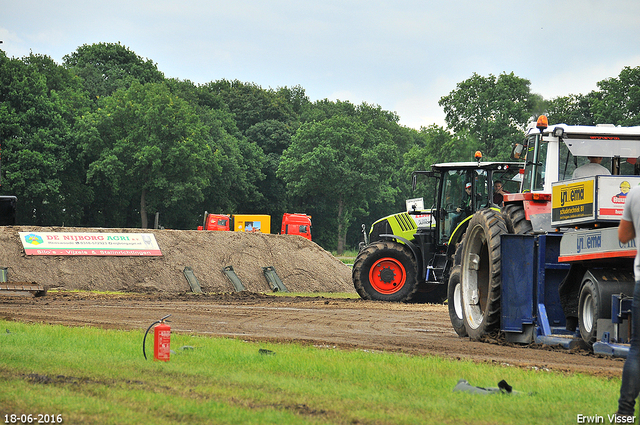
[369,257,407,294]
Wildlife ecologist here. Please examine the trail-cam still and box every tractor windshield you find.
[491,167,521,206]
[522,134,547,192]
[440,169,487,244]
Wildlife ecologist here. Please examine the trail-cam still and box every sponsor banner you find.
[19,232,162,256]
[551,178,595,224]
[551,176,640,225]
[597,176,640,220]
[411,213,433,228]
[559,227,637,259]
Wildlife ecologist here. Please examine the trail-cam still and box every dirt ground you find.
[0,226,353,293]
[0,227,628,379]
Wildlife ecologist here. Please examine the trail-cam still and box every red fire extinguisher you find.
[143,314,171,361]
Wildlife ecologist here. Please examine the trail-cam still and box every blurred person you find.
[616,184,640,419]
[572,157,610,179]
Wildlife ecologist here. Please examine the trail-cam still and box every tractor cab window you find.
[473,170,489,210]
[522,135,547,192]
[621,159,637,175]
[439,169,487,244]
[558,141,577,180]
[491,167,521,206]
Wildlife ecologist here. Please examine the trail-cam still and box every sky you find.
[2,1,640,130]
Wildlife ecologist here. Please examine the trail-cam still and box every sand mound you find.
[0,227,355,294]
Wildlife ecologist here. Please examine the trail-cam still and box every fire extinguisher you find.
[143,314,172,361]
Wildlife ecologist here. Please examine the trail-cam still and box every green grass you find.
[0,319,630,424]
[332,249,358,265]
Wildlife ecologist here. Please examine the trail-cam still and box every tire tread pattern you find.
[502,203,533,235]
[463,209,508,339]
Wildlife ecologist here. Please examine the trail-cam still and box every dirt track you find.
[0,291,626,378]
[0,226,627,379]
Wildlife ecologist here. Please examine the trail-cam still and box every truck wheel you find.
[447,265,467,337]
[502,204,533,234]
[461,209,508,340]
[578,279,600,344]
[352,241,418,302]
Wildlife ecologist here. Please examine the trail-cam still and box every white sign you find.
[406,197,424,212]
[597,176,640,219]
[19,232,162,256]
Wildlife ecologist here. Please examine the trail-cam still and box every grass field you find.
[0,318,631,425]
[332,249,358,266]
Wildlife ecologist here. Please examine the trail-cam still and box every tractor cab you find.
[507,116,640,232]
[515,117,640,194]
[434,163,521,245]
[414,161,521,286]
[354,158,521,303]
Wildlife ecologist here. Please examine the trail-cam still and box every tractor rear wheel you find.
[447,265,467,337]
[352,240,418,302]
[502,203,533,235]
[461,209,508,340]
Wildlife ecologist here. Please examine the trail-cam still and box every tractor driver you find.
[450,182,474,233]
[572,157,611,179]
[456,182,473,216]
[493,180,506,207]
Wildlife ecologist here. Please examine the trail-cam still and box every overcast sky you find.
[2,1,640,129]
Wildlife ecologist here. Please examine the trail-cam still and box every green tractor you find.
[353,159,522,303]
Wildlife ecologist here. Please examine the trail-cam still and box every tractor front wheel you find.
[352,241,418,302]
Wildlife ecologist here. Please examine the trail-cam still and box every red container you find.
[154,322,171,362]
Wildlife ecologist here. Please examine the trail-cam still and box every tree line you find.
[1,42,639,253]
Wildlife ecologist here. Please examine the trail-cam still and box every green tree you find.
[592,66,640,126]
[208,80,298,133]
[198,109,267,216]
[0,51,90,225]
[343,103,413,246]
[396,125,477,208]
[167,79,267,216]
[301,99,357,123]
[244,119,295,220]
[544,93,595,126]
[438,72,534,160]
[63,42,164,102]
[401,125,473,171]
[278,115,396,254]
[76,81,218,228]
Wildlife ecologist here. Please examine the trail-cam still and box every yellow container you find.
[232,215,271,234]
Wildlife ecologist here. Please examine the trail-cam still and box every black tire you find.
[352,240,418,302]
[408,283,447,304]
[452,237,465,267]
[578,278,600,344]
[461,209,508,340]
[502,203,533,235]
[447,265,467,337]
